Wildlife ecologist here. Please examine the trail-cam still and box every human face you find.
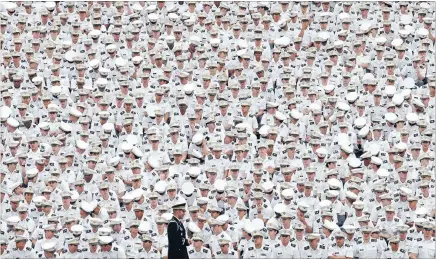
[100,243,112,252]
[420,185,429,196]
[129,225,139,236]
[253,236,263,246]
[174,209,185,219]
[423,227,433,239]
[280,235,290,246]
[220,243,229,253]
[151,140,159,150]
[99,188,109,199]
[304,186,312,196]
[336,236,345,246]
[62,196,71,207]
[389,242,399,251]
[68,243,78,253]
[362,231,371,241]
[44,230,54,239]
[0,242,7,253]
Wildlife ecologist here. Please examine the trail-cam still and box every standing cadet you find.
[167,198,189,259]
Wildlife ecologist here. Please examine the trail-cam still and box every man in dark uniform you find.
[168,198,189,259]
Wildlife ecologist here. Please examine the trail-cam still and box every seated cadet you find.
[380,236,408,259]
[300,233,327,259]
[327,232,353,259]
[214,238,238,259]
[187,234,212,258]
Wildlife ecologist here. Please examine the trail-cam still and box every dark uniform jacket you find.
[168,215,189,259]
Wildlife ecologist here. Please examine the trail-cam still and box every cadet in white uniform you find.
[327,232,354,259]
[186,234,212,259]
[380,236,408,259]
[0,2,435,259]
[271,229,300,258]
[214,238,238,259]
[354,226,384,258]
[242,231,274,259]
[300,234,327,259]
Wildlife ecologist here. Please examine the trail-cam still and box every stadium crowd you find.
[0,1,435,259]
